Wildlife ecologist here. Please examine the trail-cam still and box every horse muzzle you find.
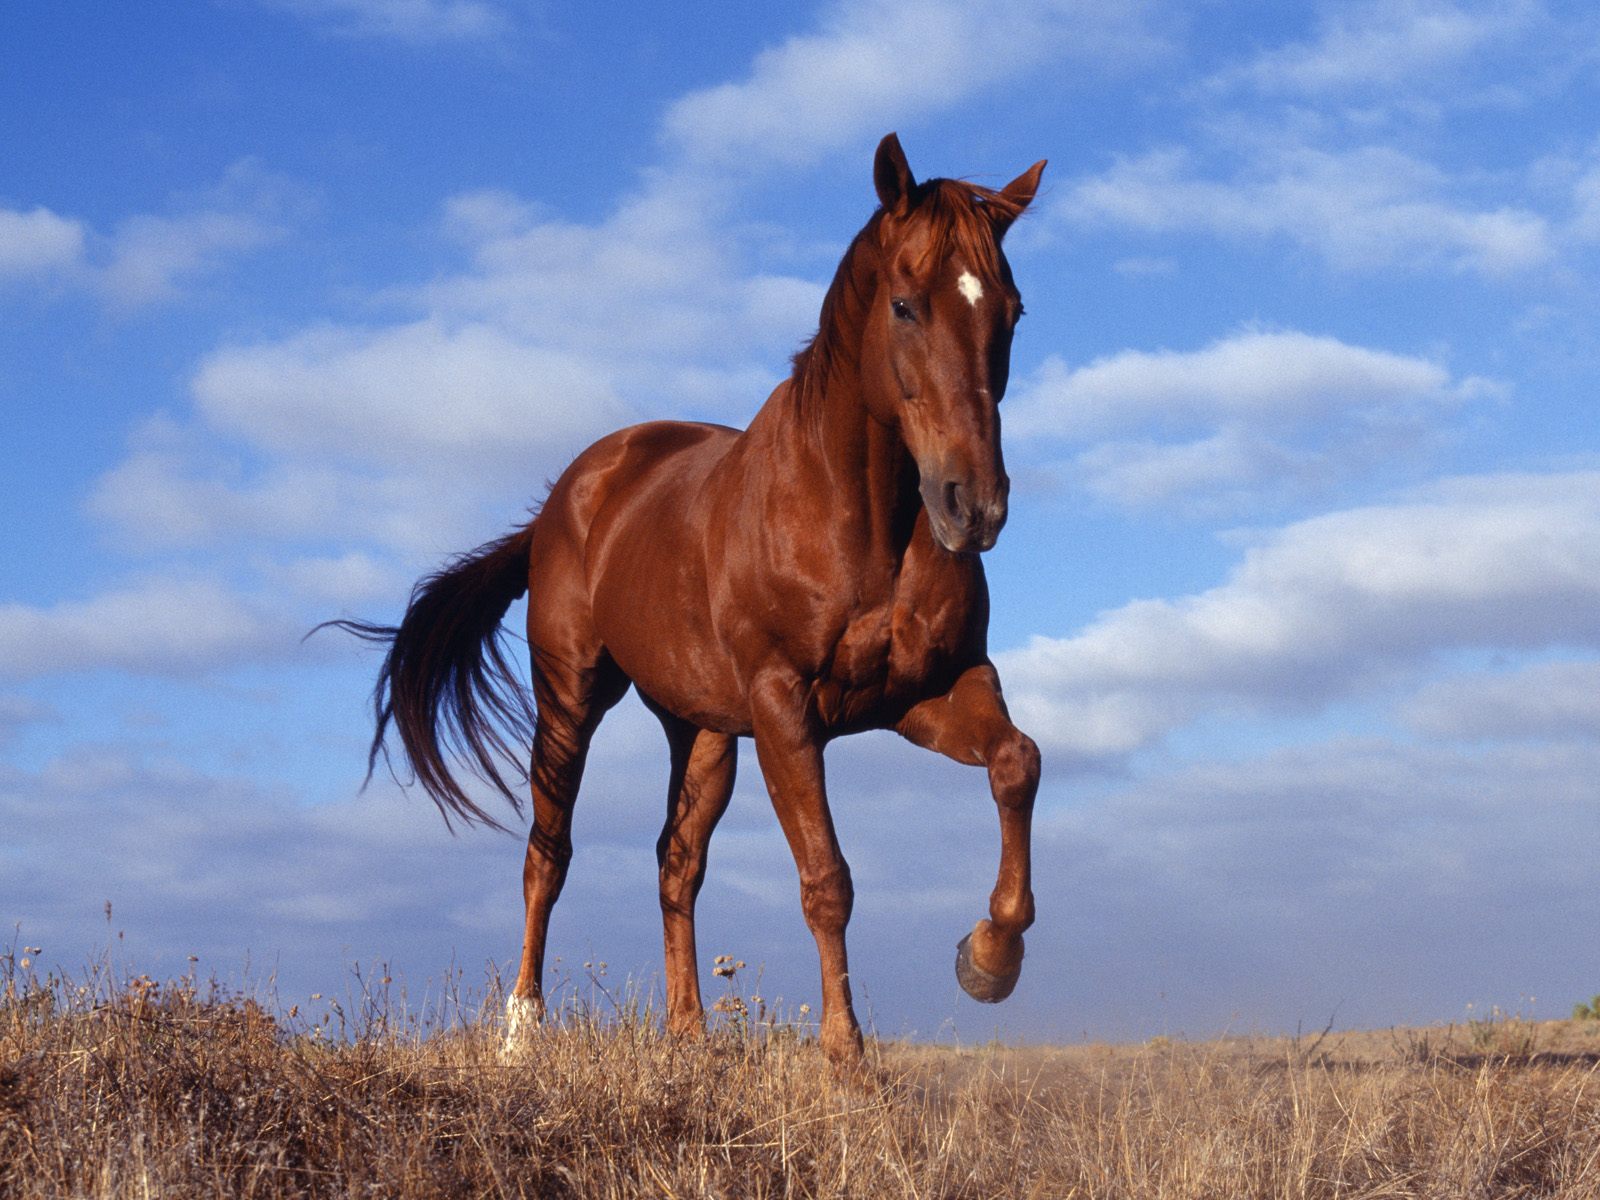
[920,473,1008,553]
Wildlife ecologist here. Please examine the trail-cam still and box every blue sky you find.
[4,0,1599,1043]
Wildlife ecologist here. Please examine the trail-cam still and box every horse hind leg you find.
[505,652,629,1045]
[653,715,737,1037]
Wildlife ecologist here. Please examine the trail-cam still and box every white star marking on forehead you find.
[957,270,984,306]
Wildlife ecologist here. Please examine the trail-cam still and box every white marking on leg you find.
[957,271,984,306]
[503,993,542,1056]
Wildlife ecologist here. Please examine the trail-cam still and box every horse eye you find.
[891,298,915,322]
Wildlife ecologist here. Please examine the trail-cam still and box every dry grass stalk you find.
[5,952,1600,1198]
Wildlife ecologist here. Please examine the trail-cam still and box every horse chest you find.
[816,562,978,727]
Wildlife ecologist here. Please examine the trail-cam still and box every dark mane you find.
[789,177,1025,409]
[787,219,880,413]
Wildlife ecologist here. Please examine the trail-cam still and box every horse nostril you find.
[943,480,965,522]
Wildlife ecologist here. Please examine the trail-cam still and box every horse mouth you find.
[921,476,1007,553]
[930,516,1001,554]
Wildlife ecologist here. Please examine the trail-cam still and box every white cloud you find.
[1209,0,1540,96]
[0,206,86,279]
[417,180,820,382]
[998,470,1600,759]
[85,314,651,559]
[1008,329,1491,510]
[101,212,278,308]
[88,279,661,556]
[1061,143,1554,276]
[91,448,329,551]
[193,319,631,470]
[263,0,509,43]
[1404,659,1600,740]
[1070,427,1307,511]
[439,188,540,242]
[1012,330,1463,437]
[662,0,1163,169]
[1569,162,1600,243]
[0,577,297,680]
[0,161,302,309]
[101,159,306,308]
[271,552,407,607]
[88,445,532,559]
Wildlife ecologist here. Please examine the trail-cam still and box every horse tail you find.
[319,525,536,832]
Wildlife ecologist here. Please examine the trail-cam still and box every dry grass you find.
[5,949,1600,1198]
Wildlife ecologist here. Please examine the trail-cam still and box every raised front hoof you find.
[955,930,1021,1003]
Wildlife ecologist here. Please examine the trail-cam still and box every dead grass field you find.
[5,950,1600,1198]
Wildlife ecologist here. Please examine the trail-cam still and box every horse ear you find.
[993,159,1047,236]
[874,132,916,212]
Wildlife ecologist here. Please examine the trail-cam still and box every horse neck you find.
[811,375,920,555]
[773,244,922,557]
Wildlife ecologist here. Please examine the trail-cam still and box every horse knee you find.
[988,730,1039,811]
[799,862,853,933]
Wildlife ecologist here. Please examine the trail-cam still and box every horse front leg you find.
[897,662,1040,1002]
[750,672,863,1064]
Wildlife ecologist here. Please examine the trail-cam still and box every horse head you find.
[860,133,1046,554]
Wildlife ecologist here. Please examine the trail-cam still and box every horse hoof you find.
[955,930,1020,1003]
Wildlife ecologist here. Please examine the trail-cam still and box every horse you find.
[329,133,1046,1063]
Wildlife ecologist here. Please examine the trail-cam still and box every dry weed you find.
[4,949,1600,1198]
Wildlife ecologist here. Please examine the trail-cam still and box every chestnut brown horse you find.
[333,134,1045,1062]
